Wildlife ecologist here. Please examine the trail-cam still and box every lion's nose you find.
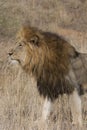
[8,52,13,56]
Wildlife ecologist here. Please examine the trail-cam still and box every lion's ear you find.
[29,35,39,46]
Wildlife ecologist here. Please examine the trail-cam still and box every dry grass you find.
[0,0,87,130]
[0,60,87,130]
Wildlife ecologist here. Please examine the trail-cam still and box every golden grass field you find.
[0,0,87,130]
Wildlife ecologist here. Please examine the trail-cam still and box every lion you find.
[9,25,82,127]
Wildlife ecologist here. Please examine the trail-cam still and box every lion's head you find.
[9,26,50,75]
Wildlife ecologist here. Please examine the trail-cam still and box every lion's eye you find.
[19,44,22,46]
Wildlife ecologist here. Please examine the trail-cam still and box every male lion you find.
[9,25,82,127]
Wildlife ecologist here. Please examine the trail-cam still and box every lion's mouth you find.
[11,59,19,64]
[8,57,20,64]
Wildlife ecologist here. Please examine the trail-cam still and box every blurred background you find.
[0,0,87,37]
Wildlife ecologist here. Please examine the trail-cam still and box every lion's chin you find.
[11,60,19,64]
[8,57,19,65]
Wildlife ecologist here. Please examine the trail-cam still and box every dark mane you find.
[18,26,79,101]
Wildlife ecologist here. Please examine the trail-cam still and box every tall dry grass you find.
[0,60,87,130]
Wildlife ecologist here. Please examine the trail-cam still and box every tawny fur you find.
[9,25,82,127]
[9,25,78,100]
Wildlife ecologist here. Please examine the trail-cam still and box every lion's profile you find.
[9,25,82,127]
